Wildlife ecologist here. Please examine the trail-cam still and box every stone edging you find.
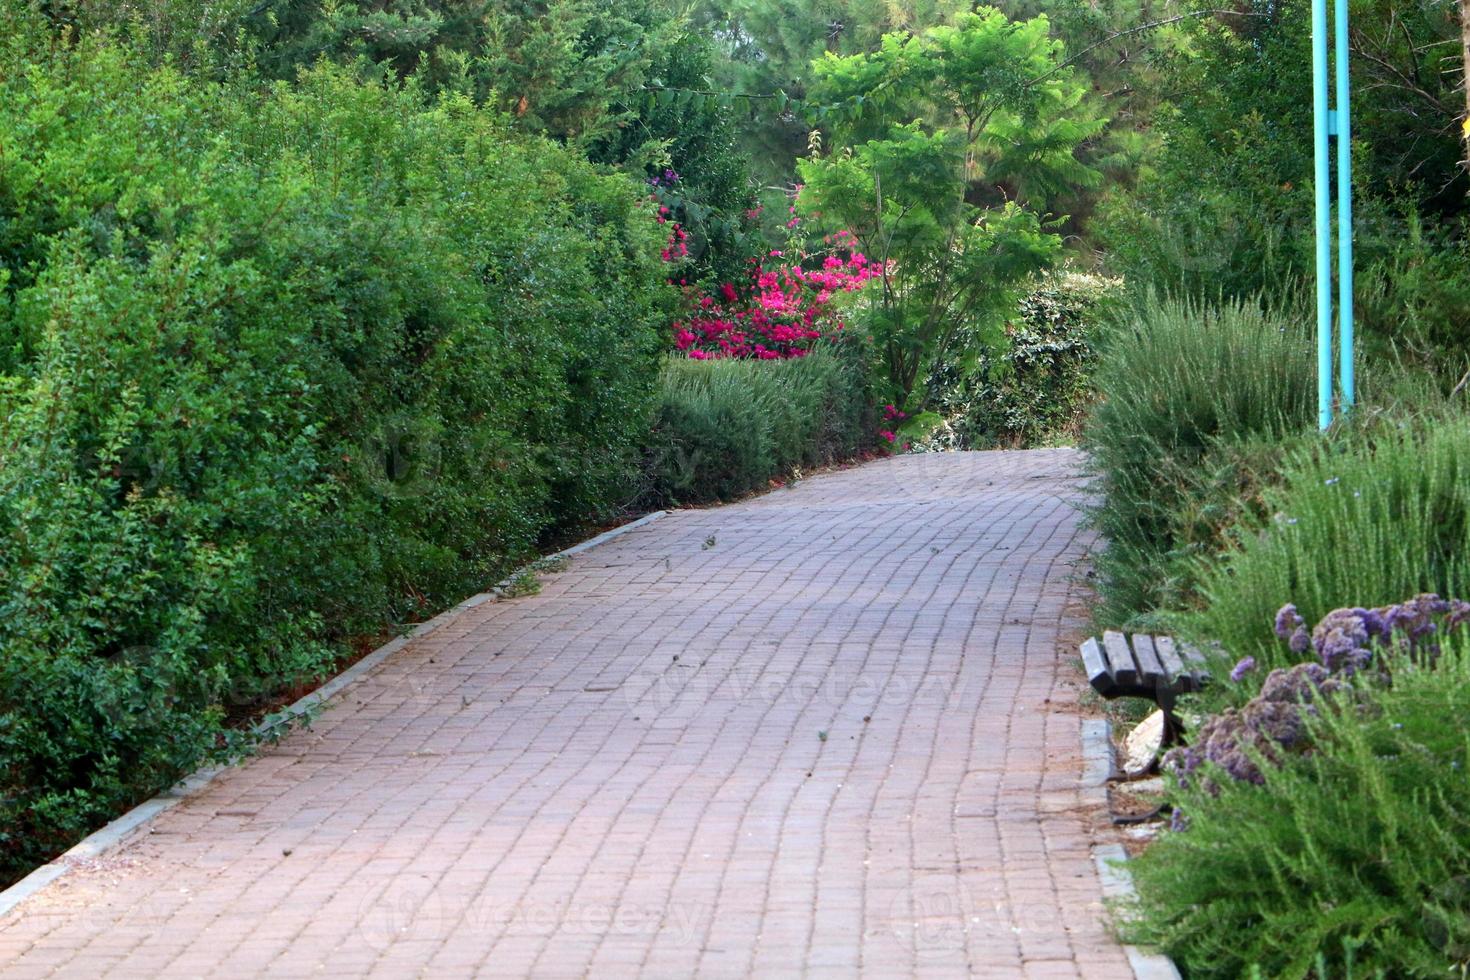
[1080,718,1182,980]
[0,510,669,919]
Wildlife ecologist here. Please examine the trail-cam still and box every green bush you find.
[1089,2,1314,303]
[1120,644,1470,977]
[0,37,666,879]
[1081,293,1317,626]
[927,269,1122,449]
[644,340,874,504]
[1355,213,1470,376]
[1189,419,1470,668]
[589,32,764,286]
[1092,1,1470,375]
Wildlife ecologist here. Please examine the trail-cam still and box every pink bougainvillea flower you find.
[663,221,878,361]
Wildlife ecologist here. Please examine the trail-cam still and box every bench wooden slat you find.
[1102,630,1138,687]
[1131,634,1167,687]
[1083,632,1210,707]
[1180,642,1209,688]
[1080,637,1115,696]
[1155,635,1185,680]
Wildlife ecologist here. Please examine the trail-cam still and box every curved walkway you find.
[0,449,1130,978]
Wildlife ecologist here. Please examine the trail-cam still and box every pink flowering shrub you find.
[668,230,882,360]
[651,177,690,263]
[877,402,913,449]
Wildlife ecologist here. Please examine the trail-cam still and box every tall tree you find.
[798,8,1101,402]
[693,0,971,186]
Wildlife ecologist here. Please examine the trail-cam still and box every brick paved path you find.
[0,449,1132,978]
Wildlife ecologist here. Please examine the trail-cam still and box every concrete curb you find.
[1081,717,1182,980]
[1080,718,1116,801]
[0,510,669,920]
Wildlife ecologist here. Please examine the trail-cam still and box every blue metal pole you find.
[1335,0,1355,410]
[1313,0,1333,430]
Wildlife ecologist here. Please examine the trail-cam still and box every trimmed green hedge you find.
[0,38,667,877]
[645,340,875,504]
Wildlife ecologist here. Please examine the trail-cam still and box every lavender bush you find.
[1164,594,1469,789]
[1188,419,1470,671]
[1122,632,1470,976]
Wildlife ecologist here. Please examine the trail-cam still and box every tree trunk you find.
[1460,0,1470,173]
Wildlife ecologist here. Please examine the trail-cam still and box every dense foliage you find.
[1094,0,1470,371]
[1190,421,1470,664]
[1121,638,1470,977]
[928,269,1119,448]
[797,8,1096,403]
[12,0,1470,965]
[1084,292,1470,974]
[0,33,668,877]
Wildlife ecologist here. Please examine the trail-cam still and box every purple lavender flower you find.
[1214,748,1265,784]
[1312,608,1374,674]
[1170,664,1337,789]
[1382,593,1449,641]
[1275,603,1312,654]
[1241,699,1310,750]
[1162,743,1197,777]
[1354,606,1388,639]
[1259,662,1337,703]
[1195,711,1265,784]
[1169,808,1189,833]
[1175,594,1469,792]
[1274,603,1305,640]
[1229,657,1257,683]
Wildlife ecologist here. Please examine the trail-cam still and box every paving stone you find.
[0,449,1131,977]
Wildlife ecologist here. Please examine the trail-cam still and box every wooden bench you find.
[1081,631,1209,747]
